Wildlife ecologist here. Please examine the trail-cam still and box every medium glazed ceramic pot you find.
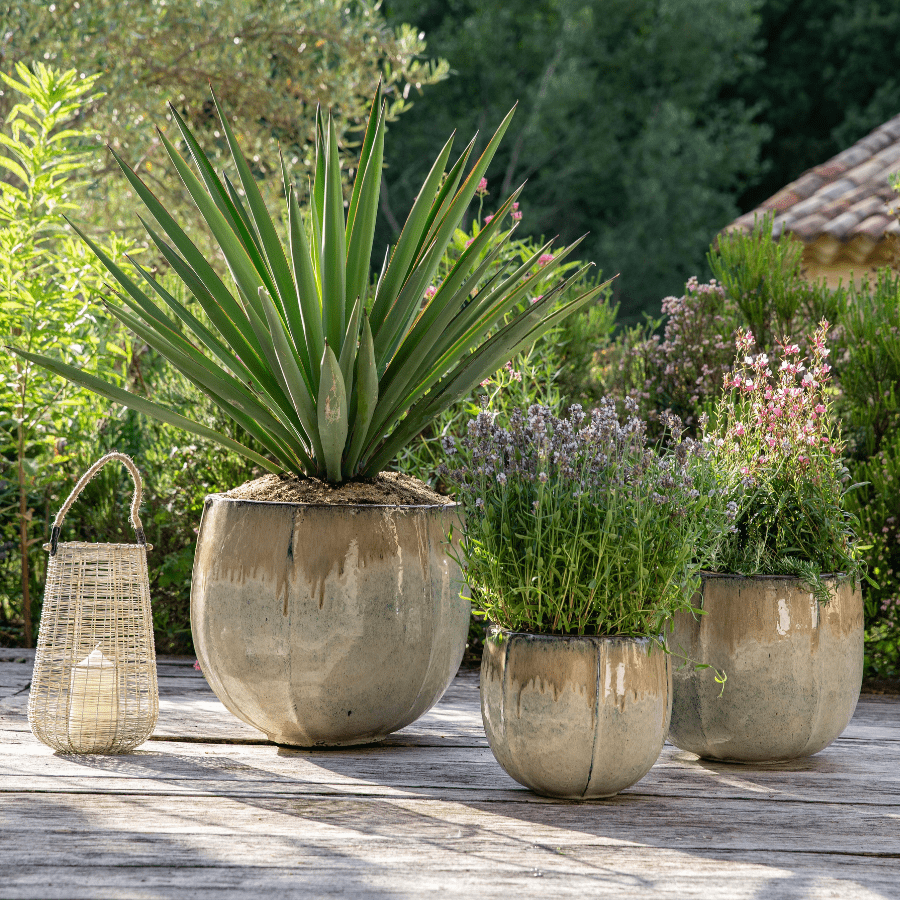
[668,574,863,762]
[191,496,469,746]
[481,630,672,799]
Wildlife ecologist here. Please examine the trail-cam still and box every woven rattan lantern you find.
[28,452,159,753]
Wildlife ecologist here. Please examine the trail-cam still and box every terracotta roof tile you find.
[874,143,900,167]
[816,178,857,202]
[856,131,894,154]
[789,173,823,200]
[785,194,826,220]
[790,214,830,241]
[849,196,885,220]
[832,146,871,168]
[822,211,863,238]
[852,214,893,239]
[763,189,799,212]
[729,112,900,263]
[846,158,885,185]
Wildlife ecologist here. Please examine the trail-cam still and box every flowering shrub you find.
[443,400,730,637]
[705,321,865,601]
[597,278,739,434]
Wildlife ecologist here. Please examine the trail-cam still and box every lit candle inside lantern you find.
[68,645,119,751]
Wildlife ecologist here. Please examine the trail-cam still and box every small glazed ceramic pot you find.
[668,574,863,762]
[480,629,672,799]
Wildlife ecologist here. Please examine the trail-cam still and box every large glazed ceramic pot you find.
[481,630,672,799]
[668,574,863,762]
[191,495,469,747]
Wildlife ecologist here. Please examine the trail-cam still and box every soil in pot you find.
[224,471,449,505]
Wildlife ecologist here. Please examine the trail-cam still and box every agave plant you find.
[10,86,609,482]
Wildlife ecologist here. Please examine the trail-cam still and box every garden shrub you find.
[844,430,900,679]
[836,269,900,459]
[0,63,136,646]
[599,277,737,432]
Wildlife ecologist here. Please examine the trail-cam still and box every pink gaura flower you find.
[538,253,554,268]
[424,285,437,300]
[484,214,494,224]
[511,202,522,221]
[476,177,488,196]
[815,404,826,415]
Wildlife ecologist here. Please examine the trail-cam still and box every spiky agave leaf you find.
[9,87,612,483]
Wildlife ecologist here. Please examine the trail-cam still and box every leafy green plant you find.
[843,430,900,678]
[10,85,608,483]
[709,214,841,351]
[393,194,616,490]
[0,63,135,645]
[705,322,865,601]
[443,401,730,637]
[837,268,900,458]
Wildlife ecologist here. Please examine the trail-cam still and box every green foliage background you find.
[1,1,900,677]
[380,0,767,321]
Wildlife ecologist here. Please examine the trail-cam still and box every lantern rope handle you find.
[46,452,147,556]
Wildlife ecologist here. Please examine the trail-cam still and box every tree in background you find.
[734,0,900,212]
[1,0,448,235]
[381,0,767,320]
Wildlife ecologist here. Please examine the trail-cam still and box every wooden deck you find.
[1,651,898,899]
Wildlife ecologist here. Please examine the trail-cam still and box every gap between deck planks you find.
[0,652,898,899]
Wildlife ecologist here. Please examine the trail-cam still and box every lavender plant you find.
[443,401,731,637]
[705,321,865,601]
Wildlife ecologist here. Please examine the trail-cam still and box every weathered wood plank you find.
[3,791,899,852]
[0,794,898,899]
[3,856,895,900]
[1,734,899,809]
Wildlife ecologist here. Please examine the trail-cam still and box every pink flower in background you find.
[484,214,494,224]
[538,253,554,268]
[193,660,201,671]
[464,238,473,248]
[504,360,522,382]
[530,294,543,305]
[424,285,437,300]
[476,177,488,196]
[511,202,522,221]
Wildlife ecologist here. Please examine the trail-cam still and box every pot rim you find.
[700,570,847,581]
[204,492,459,511]
[488,627,657,644]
